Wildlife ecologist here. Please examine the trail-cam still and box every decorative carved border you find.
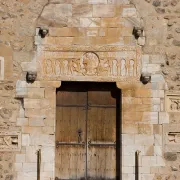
[37,45,141,82]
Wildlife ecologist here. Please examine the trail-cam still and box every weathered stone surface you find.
[93,5,116,17]
[0,0,180,179]
[164,152,177,161]
[72,4,92,17]
[38,4,72,27]
[172,40,180,46]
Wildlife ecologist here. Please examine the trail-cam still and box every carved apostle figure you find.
[81,52,99,76]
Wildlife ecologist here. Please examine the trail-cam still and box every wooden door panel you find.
[56,146,86,179]
[56,107,86,142]
[56,91,87,179]
[87,147,116,179]
[88,91,116,106]
[57,91,86,106]
[87,108,116,142]
[56,89,117,180]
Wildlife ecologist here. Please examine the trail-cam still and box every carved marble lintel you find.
[38,50,141,82]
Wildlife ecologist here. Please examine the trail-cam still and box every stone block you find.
[140,174,155,180]
[153,124,162,134]
[135,135,154,145]
[25,108,55,119]
[122,123,138,134]
[101,17,124,27]
[38,4,72,26]
[22,134,30,146]
[122,7,137,17]
[122,174,135,180]
[156,156,165,166]
[152,90,164,98]
[142,54,150,65]
[154,134,162,146]
[122,166,134,173]
[16,154,26,163]
[143,64,161,74]
[49,27,80,37]
[16,118,28,126]
[93,5,116,17]
[40,172,54,178]
[122,145,144,156]
[29,117,45,127]
[89,0,107,4]
[134,89,152,98]
[80,18,101,27]
[122,155,135,166]
[151,74,165,83]
[122,134,135,145]
[159,112,169,124]
[141,156,156,167]
[150,55,166,64]
[26,146,38,163]
[154,146,163,156]
[14,163,23,172]
[138,124,153,134]
[107,28,122,37]
[41,147,55,163]
[123,97,142,104]
[22,127,42,134]
[144,145,154,156]
[21,62,37,72]
[27,88,45,99]
[43,163,54,171]
[72,4,92,17]
[30,134,54,146]
[139,166,150,174]
[24,99,50,109]
[23,163,37,172]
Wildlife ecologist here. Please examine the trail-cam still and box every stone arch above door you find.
[33,1,144,83]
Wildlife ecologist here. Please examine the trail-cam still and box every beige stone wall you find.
[0,0,180,180]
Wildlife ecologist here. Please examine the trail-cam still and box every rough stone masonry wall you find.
[0,0,179,180]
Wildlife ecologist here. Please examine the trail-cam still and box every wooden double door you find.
[55,83,120,180]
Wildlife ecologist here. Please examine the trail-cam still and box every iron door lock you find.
[77,129,82,143]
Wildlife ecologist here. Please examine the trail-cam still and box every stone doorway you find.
[55,82,121,180]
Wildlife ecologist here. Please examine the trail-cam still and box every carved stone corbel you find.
[26,71,37,84]
[133,27,146,46]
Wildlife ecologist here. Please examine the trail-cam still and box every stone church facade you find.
[0,0,180,179]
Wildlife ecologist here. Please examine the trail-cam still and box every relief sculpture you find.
[41,51,139,81]
[166,94,180,112]
[0,131,21,151]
